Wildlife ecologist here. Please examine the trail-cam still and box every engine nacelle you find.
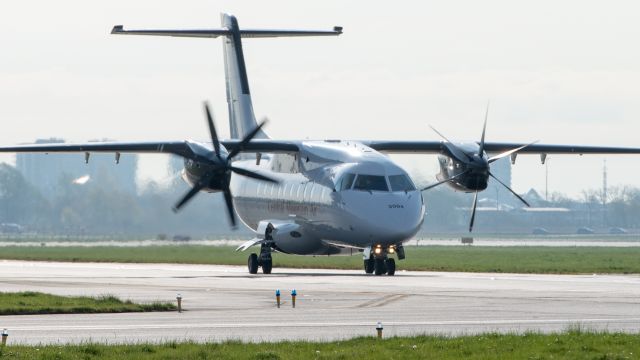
[256,220,317,254]
[180,159,226,193]
[436,155,489,193]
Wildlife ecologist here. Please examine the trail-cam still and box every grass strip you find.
[0,292,175,315]
[1,245,640,274]
[0,331,639,359]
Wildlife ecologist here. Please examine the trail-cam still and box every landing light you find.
[388,246,395,254]
[374,246,382,255]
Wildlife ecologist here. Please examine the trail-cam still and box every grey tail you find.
[220,14,264,140]
[111,13,342,139]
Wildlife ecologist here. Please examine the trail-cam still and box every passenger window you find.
[388,175,416,192]
[353,175,389,192]
[337,173,356,191]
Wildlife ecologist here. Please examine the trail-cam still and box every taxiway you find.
[0,260,638,344]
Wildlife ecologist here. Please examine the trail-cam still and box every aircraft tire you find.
[374,258,387,276]
[248,253,259,274]
[364,259,375,274]
[385,258,396,276]
[262,258,273,274]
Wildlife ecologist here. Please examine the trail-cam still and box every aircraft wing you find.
[365,141,640,155]
[221,139,298,153]
[482,143,640,155]
[0,139,299,157]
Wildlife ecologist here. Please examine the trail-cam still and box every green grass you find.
[0,331,639,359]
[1,245,640,274]
[0,292,176,315]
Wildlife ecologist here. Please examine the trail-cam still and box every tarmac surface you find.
[0,260,639,344]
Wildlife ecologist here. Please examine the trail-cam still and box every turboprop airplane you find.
[2,14,640,276]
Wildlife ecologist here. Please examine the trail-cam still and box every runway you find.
[0,260,639,344]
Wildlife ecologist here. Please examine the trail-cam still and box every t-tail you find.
[112,13,342,139]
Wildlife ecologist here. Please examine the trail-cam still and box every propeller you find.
[488,140,538,164]
[421,171,468,191]
[469,191,478,233]
[489,172,530,207]
[429,125,472,162]
[172,102,278,228]
[425,102,537,232]
[478,101,489,155]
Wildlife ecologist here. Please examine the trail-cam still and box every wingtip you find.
[111,25,124,34]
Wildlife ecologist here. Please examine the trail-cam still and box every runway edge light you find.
[291,289,297,308]
[376,322,383,339]
[176,293,182,313]
[276,289,281,308]
[1,329,8,346]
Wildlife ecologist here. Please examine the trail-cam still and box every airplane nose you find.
[345,191,424,244]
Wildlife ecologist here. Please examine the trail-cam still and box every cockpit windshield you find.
[353,175,389,192]
[388,174,416,192]
[336,173,356,191]
[336,173,414,192]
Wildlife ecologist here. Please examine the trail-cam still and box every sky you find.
[1,0,639,198]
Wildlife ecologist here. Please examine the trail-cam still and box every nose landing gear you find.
[374,258,387,275]
[385,258,395,275]
[364,258,375,274]
[364,245,400,276]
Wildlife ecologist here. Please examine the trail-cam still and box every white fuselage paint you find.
[226,141,425,255]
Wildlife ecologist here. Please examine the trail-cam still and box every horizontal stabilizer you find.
[111,26,342,39]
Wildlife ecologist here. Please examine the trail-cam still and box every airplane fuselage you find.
[183,140,425,256]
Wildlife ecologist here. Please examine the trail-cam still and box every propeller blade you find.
[421,171,467,191]
[489,172,530,207]
[478,101,489,155]
[469,191,478,232]
[429,124,456,145]
[227,120,267,160]
[429,125,471,161]
[222,186,237,228]
[204,102,221,157]
[172,175,211,212]
[230,166,279,183]
[488,140,539,164]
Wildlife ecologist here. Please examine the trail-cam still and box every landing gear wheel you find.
[262,258,273,274]
[374,258,387,276]
[259,243,273,275]
[248,253,258,274]
[364,259,375,274]
[385,258,396,276]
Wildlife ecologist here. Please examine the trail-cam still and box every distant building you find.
[15,138,138,197]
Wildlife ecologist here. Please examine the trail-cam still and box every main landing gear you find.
[364,256,395,275]
[363,245,404,276]
[248,243,273,274]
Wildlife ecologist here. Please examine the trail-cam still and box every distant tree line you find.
[413,173,640,234]
[0,163,638,236]
[0,163,240,236]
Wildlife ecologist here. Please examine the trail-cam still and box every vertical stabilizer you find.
[221,14,265,140]
[111,15,342,140]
